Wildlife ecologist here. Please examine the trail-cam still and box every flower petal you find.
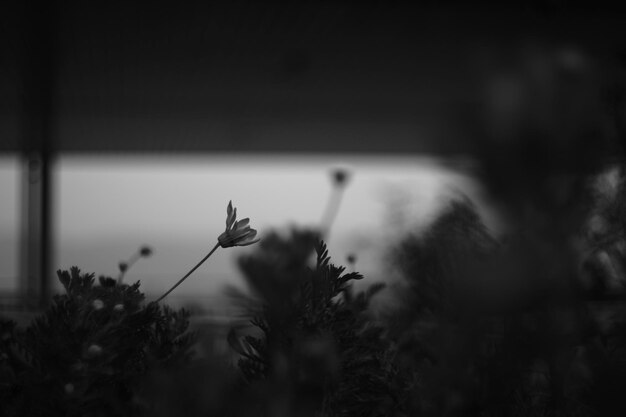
[235,218,250,229]
[228,210,237,229]
[226,201,235,227]
[238,238,260,246]
[230,230,249,240]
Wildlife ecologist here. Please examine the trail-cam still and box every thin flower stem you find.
[155,242,220,303]
[320,186,345,239]
[117,252,141,284]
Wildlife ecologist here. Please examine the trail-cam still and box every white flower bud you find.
[218,201,260,248]
[86,344,103,358]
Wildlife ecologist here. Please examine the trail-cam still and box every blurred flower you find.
[64,383,74,395]
[346,253,357,265]
[71,361,85,372]
[321,169,351,237]
[113,303,124,312]
[218,201,260,248]
[118,245,153,284]
[588,215,608,241]
[331,168,350,187]
[86,344,103,358]
[92,299,104,310]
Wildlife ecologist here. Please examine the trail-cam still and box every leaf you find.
[99,276,117,287]
[57,269,70,290]
[338,272,364,288]
[366,283,386,300]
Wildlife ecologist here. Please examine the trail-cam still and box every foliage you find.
[385,182,626,417]
[0,267,194,417]
[4,193,626,416]
[231,234,397,417]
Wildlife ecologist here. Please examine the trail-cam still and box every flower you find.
[218,201,260,248]
[86,344,103,358]
[139,245,153,257]
[113,303,124,312]
[331,168,350,187]
[155,201,259,303]
[92,299,104,310]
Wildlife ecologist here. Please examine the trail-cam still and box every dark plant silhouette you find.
[231,238,396,417]
[0,267,194,417]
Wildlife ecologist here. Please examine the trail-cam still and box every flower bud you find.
[86,344,103,358]
[219,201,260,248]
[331,168,350,187]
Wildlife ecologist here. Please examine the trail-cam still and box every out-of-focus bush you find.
[231,235,397,417]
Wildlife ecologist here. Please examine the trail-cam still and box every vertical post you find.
[20,154,53,309]
[18,1,56,309]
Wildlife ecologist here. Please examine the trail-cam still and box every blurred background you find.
[0,0,624,312]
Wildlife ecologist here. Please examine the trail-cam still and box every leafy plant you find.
[0,267,194,417]
[230,238,397,417]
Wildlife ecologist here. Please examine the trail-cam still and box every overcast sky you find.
[0,154,488,299]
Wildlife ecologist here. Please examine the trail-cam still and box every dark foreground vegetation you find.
[3,178,626,417]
